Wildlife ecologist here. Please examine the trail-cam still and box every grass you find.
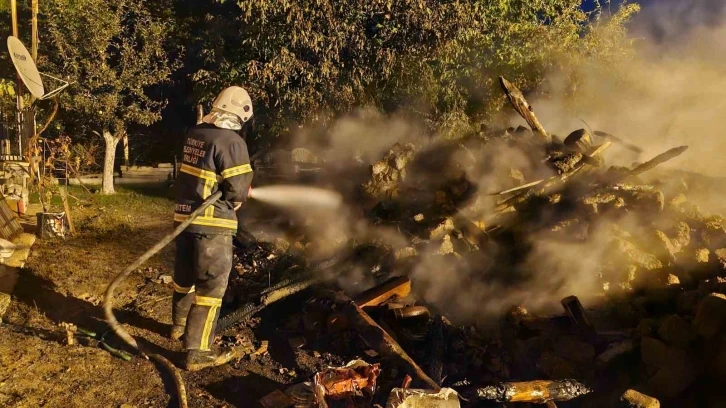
[22,182,178,301]
[1,183,178,408]
[30,182,173,226]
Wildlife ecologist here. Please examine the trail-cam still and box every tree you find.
[196,1,481,135]
[41,0,177,194]
[197,0,639,142]
[422,1,634,125]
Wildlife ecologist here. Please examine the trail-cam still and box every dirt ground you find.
[0,184,317,408]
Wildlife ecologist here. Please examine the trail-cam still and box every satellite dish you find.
[7,36,44,98]
[7,36,69,100]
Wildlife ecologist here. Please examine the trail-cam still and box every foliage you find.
[36,0,180,193]
[41,0,178,138]
[434,1,640,125]
[42,135,99,179]
[195,0,641,140]
[0,79,16,118]
[197,0,481,135]
[0,80,15,98]
[1,0,642,170]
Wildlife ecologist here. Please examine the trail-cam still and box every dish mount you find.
[7,36,69,101]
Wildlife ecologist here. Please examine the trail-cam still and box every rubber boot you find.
[171,291,194,340]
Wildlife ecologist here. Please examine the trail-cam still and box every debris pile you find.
[221,77,726,407]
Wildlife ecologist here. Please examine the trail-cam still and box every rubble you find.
[620,389,660,408]
[647,347,697,397]
[640,337,669,373]
[395,247,417,260]
[676,290,699,314]
[270,361,382,408]
[595,339,634,366]
[692,293,726,339]
[640,336,697,396]
[552,336,596,365]
[258,390,295,408]
[537,351,579,379]
[715,248,726,269]
[213,76,726,407]
[656,314,695,347]
[386,388,460,408]
[363,143,417,201]
[428,218,455,240]
[436,235,454,255]
[695,248,710,263]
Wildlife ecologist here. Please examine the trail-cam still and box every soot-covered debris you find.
[220,77,726,407]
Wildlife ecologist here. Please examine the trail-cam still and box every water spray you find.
[248,184,343,212]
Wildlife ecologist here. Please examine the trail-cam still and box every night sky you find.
[582,0,726,41]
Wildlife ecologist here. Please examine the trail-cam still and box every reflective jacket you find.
[174,123,253,235]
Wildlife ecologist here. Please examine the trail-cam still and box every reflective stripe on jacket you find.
[174,123,253,235]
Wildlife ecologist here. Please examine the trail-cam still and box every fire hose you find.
[103,190,223,408]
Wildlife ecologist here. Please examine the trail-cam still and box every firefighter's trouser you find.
[172,232,233,351]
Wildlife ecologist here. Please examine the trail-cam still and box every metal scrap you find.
[390,306,430,321]
[312,360,381,407]
[315,360,380,397]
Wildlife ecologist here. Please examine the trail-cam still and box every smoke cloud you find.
[256,1,726,324]
[533,1,726,181]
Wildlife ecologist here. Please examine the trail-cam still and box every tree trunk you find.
[102,130,120,195]
[196,104,204,124]
[122,134,129,166]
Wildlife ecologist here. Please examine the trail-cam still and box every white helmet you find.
[212,86,253,122]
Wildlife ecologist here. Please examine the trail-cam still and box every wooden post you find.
[58,187,76,235]
[10,0,18,37]
[499,77,549,144]
[10,0,24,113]
[31,0,38,62]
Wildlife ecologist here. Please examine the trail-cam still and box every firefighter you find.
[171,86,254,371]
